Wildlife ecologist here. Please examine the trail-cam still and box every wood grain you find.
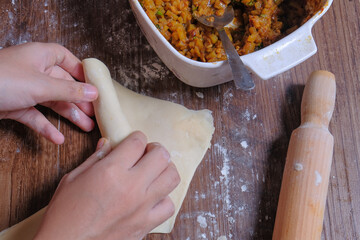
[273,71,336,240]
[0,0,359,239]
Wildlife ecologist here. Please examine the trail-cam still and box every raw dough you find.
[83,58,215,233]
[0,58,214,238]
[0,208,46,240]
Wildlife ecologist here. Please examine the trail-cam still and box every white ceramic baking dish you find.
[130,0,333,88]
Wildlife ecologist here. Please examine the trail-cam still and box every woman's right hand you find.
[35,131,180,240]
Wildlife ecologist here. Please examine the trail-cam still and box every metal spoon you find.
[195,6,255,90]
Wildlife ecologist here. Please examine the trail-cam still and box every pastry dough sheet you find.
[83,58,215,233]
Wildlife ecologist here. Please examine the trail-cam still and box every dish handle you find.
[241,23,317,80]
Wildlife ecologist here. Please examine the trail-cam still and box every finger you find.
[146,162,180,204]
[131,143,171,187]
[32,74,98,104]
[147,196,176,231]
[5,107,64,144]
[75,102,95,116]
[144,142,163,153]
[44,43,85,81]
[49,65,74,81]
[42,101,94,132]
[49,66,95,116]
[105,131,147,169]
[67,138,111,181]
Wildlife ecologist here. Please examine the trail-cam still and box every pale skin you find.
[0,42,97,144]
[0,42,180,240]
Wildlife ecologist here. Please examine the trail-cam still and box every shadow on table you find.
[0,106,100,226]
[251,84,304,239]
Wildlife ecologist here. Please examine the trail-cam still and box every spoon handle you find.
[217,28,255,90]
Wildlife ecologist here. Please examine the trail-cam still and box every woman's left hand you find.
[0,42,98,144]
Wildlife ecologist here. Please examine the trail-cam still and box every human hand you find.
[0,42,98,144]
[34,131,180,240]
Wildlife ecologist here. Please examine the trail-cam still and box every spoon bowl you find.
[195,6,255,90]
[194,6,235,28]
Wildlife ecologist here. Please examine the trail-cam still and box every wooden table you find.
[0,1,359,239]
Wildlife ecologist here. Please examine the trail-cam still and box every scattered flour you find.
[240,140,248,149]
[139,59,170,86]
[217,236,228,240]
[196,92,204,99]
[222,88,234,111]
[197,215,208,228]
[241,109,258,122]
[141,64,160,79]
[315,170,322,186]
[238,205,246,212]
[221,162,230,176]
[193,191,200,201]
[177,211,219,238]
[170,92,178,98]
[70,108,80,123]
[243,109,251,121]
[214,143,232,212]
[241,185,248,192]
[96,150,106,159]
[294,163,303,171]
[115,66,140,89]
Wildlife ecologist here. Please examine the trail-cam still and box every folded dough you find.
[0,58,214,238]
[83,58,215,233]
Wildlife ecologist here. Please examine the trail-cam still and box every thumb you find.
[66,138,112,181]
[33,74,98,104]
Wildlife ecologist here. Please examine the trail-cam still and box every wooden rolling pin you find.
[272,71,336,240]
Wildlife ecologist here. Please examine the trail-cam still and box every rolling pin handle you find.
[300,71,336,128]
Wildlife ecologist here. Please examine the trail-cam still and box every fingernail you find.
[96,139,111,159]
[84,84,98,100]
[97,138,107,149]
[163,149,170,161]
